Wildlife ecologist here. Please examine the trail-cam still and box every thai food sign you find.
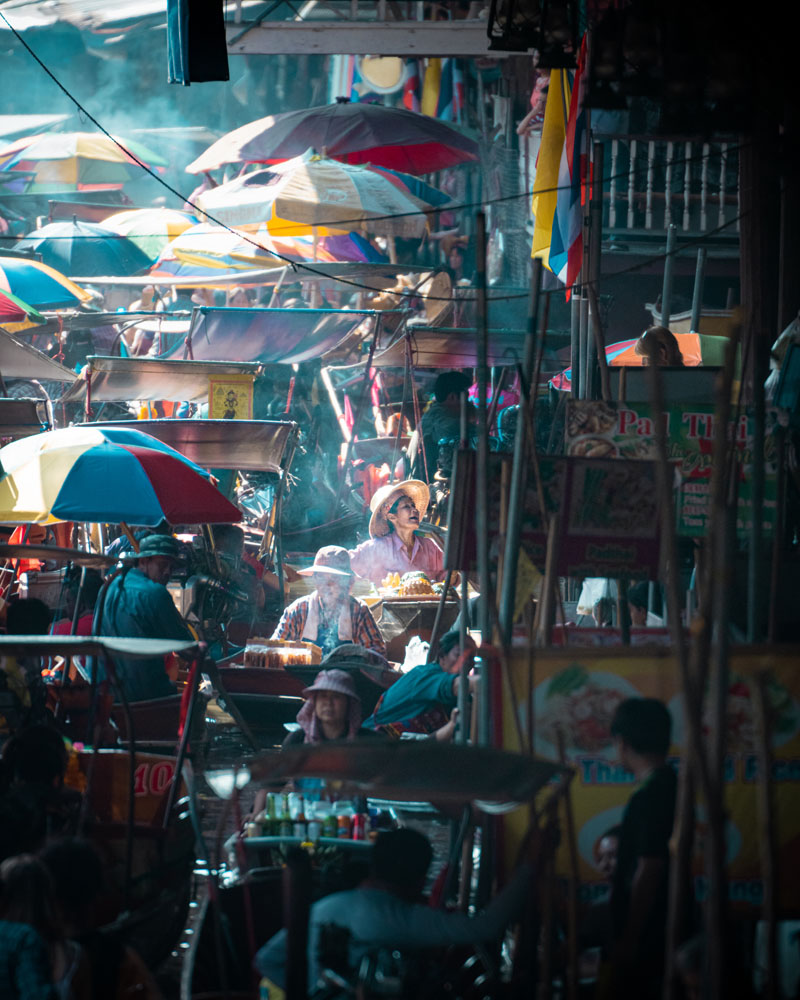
[565,400,777,537]
[499,646,800,914]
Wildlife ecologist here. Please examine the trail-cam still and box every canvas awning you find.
[339,326,532,369]
[0,325,77,382]
[98,419,297,473]
[167,306,375,365]
[60,356,261,405]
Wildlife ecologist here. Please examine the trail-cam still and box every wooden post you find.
[752,670,778,1000]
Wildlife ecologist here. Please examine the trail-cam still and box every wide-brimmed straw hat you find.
[301,668,361,703]
[368,479,430,538]
[296,545,353,577]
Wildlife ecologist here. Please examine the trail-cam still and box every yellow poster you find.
[500,645,800,914]
[208,374,254,420]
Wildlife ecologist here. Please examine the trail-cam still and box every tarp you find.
[164,307,374,365]
[340,326,532,369]
[98,419,297,473]
[60,356,261,405]
[0,325,77,381]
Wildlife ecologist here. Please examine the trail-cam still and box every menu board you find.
[565,400,777,537]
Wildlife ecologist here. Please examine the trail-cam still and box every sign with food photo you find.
[499,646,800,914]
[565,400,777,537]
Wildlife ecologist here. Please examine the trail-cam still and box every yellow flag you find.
[531,68,571,261]
[421,58,442,117]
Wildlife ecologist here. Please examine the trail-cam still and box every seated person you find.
[365,630,475,739]
[51,568,103,636]
[627,582,662,628]
[283,668,379,748]
[255,826,538,994]
[349,480,444,588]
[634,325,684,367]
[95,534,194,702]
[272,547,385,658]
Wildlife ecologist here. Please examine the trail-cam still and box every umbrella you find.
[0,426,242,525]
[150,221,385,282]
[15,220,152,278]
[0,288,44,327]
[102,208,198,262]
[186,101,479,177]
[0,256,91,309]
[550,333,730,391]
[0,131,168,193]
[194,153,434,238]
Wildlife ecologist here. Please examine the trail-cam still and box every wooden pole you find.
[752,670,779,1000]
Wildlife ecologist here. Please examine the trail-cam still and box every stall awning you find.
[165,306,375,365]
[0,325,77,382]
[61,356,261,405]
[98,419,297,473]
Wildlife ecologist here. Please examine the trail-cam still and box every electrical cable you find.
[0,8,748,304]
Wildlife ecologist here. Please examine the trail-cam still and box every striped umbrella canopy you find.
[0,426,241,525]
[186,102,479,176]
[0,132,168,193]
[15,219,152,278]
[150,222,386,282]
[550,333,728,391]
[194,152,435,238]
[0,288,44,327]
[102,208,198,262]
[0,256,91,310]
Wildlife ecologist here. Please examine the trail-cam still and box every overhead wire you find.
[0,8,746,304]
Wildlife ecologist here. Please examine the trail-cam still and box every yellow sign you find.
[500,645,800,914]
[208,374,254,420]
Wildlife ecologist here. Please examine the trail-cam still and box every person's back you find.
[256,827,534,991]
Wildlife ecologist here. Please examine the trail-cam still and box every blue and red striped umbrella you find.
[0,426,241,525]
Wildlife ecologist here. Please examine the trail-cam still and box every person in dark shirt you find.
[95,534,193,702]
[608,697,676,1000]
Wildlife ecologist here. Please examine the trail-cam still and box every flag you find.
[422,59,464,121]
[549,34,588,288]
[402,58,422,112]
[530,67,571,263]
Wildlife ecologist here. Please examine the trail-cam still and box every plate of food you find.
[533,665,640,761]
[379,571,445,601]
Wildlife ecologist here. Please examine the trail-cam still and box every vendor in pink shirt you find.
[349,479,445,588]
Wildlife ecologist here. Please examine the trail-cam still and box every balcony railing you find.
[602,135,740,241]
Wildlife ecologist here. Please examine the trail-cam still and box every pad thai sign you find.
[500,646,800,914]
[565,400,777,537]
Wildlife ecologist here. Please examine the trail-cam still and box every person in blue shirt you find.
[365,630,476,739]
[95,534,194,702]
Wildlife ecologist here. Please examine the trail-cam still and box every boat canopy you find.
[97,418,297,474]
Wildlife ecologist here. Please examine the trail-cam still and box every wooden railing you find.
[602,135,740,240]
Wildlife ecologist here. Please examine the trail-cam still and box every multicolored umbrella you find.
[102,208,198,262]
[0,288,44,328]
[15,220,151,277]
[150,222,386,282]
[194,153,434,238]
[0,132,167,193]
[0,426,241,525]
[186,102,479,176]
[550,333,730,391]
[0,256,91,309]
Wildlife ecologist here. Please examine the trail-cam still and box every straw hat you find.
[296,545,353,577]
[301,668,361,703]
[368,479,430,538]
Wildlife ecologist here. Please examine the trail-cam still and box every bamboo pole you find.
[499,259,542,646]
[475,210,491,746]
[588,141,610,402]
[752,670,778,1000]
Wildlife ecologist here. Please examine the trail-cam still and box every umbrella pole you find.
[120,522,140,554]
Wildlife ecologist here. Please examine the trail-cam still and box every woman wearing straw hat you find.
[271,546,385,657]
[349,479,445,588]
